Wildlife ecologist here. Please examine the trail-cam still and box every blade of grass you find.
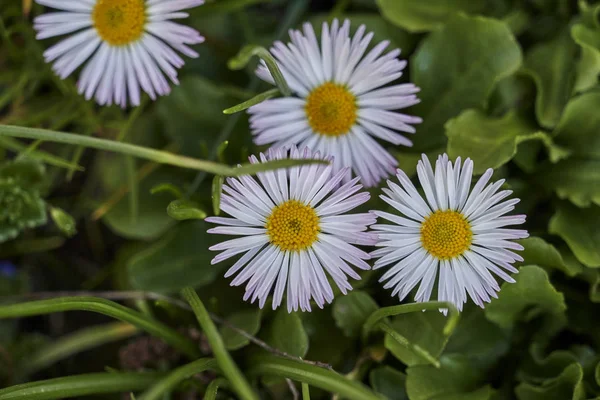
[248,355,382,400]
[181,287,258,400]
[0,137,84,171]
[0,124,325,176]
[0,297,200,359]
[18,322,138,377]
[138,358,218,400]
[0,372,165,400]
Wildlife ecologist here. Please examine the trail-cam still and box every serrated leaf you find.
[485,266,567,328]
[369,366,408,400]
[406,355,494,400]
[220,309,262,351]
[0,159,45,190]
[518,237,582,276]
[332,291,378,338]
[523,29,577,128]
[266,309,308,358]
[384,310,448,366]
[549,202,600,267]
[411,14,522,150]
[516,363,586,400]
[0,181,47,243]
[446,110,536,173]
[127,220,222,293]
[571,22,600,92]
[376,0,486,32]
[166,199,207,221]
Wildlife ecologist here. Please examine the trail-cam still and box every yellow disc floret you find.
[305,82,357,136]
[420,210,472,260]
[266,200,320,252]
[92,0,146,46]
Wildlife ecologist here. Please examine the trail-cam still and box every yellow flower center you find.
[420,210,472,260]
[266,200,320,252]
[305,82,357,136]
[92,0,146,46]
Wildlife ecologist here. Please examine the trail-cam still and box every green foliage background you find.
[1,0,600,399]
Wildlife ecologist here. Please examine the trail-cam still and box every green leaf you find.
[267,309,309,358]
[523,29,577,128]
[228,45,291,96]
[212,175,224,216]
[220,309,262,351]
[223,88,280,114]
[444,306,510,370]
[376,0,486,32]
[549,202,600,267]
[571,23,600,92]
[49,207,76,237]
[150,183,182,198]
[411,14,522,151]
[518,237,582,276]
[554,92,600,155]
[0,159,45,189]
[369,366,409,400]
[516,363,586,400]
[0,180,47,243]
[446,110,536,173]
[332,291,378,338]
[406,355,494,400]
[384,309,449,366]
[127,221,222,293]
[485,266,567,328]
[540,158,600,207]
[166,199,207,221]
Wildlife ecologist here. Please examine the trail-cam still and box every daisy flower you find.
[248,19,422,187]
[371,154,528,311]
[206,146,377,312]
[33,0,205,107]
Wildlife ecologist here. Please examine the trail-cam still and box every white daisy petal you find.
[34,0,203,107]
[208,146,374,312]
[372,153,528,310]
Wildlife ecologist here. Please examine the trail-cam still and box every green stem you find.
[181,287,258,400]
[18,322,138,377]
[0,297,200,359]
[0,124,324,176]
[302,383,311,400]
[0,372,165,400]
[361,301,460,342]
[138,358,218,400]
[377,322,440,368]
[0,137,84,171]
[248,355,382,400]
[204,378,229,400]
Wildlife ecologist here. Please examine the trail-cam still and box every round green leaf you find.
[549,202,600,267]
[127,221,222,293]
[518,237,582,277]
[523,29,577,128]
[376,0,486,32]
[332,291,378,338]
[369,366,408,400]
[515,363,586,400]
[220,309,262,351]
[266,309,309,358]
[571,23,600,92]
[406,355,494,400]
[485,266,567,328]
[446,110,536,173]
[411,14,522,151]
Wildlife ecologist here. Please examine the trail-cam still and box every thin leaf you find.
[223,89,280,114]
[228,45,291,96]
